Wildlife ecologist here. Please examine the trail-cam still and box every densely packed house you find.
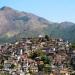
[0,35,75,75]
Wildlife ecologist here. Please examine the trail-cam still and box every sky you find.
[0,0,75,23]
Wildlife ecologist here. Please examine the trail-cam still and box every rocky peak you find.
[0,6,13,10]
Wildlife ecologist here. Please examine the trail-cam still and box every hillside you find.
[0,6,75,43]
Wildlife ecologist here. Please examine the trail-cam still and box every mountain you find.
[0,6,75,43]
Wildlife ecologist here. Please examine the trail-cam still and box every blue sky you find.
[0,0,75,23]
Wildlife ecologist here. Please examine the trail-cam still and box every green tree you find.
[0,64,4,69]
[70,58,75,70]
[10,64,15,69]
[41,56,51,64]
[45,35,49,41]
[29,52,39,59]
[44,64,51,73]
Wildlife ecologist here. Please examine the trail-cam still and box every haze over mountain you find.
[0,6,75,43]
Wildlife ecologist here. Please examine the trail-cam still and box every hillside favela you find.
[0,0,75,75]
